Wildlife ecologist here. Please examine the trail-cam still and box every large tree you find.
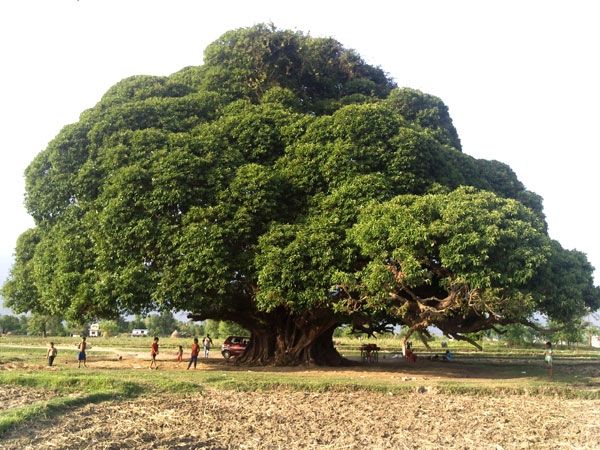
[3,25,599,364]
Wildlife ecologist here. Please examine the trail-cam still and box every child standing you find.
[202,334,213,359]
[176,345,184,365]
[544,341,553,380]
[47,342,57,366]
[187,338,200,370]
[150,337,159,369]
[77,337,87,368]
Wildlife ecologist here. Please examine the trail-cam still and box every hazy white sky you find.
[1,0,598,313]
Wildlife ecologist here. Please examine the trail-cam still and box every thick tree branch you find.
[519,319,560,334]
[449,332,482,350]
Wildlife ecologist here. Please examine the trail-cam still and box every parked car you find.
[221,335,250,360]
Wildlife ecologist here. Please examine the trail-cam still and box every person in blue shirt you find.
[443,350,454,361]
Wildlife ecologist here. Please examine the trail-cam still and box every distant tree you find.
[99,319,120,337]
[496,324,540,347]
[203,320,220,338]
[217,320,248,337]
[116,316,129,333]
[179,320,205,337]
[332,325,352,338]
[17,316,29,335]
[27,313,65,337]
[583,322,600,346]
[145,311,178,336]
[2,315,29,335]
[0,315,24,334]
[548,319,585,347]
[129,315,146,331]
[65,320,87,337]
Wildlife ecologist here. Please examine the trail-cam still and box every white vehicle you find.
[131,328,149,337]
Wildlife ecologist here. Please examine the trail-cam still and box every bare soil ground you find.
[2,345,599,448]
[0,385,59,410]
[1,387,599,450]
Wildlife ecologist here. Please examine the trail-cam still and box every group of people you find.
[46,334,215,370]
[46,337,555,380]
[149,334,214,370]
[426,350,454,361]
[46,336,90,368]
[400,341,554,379]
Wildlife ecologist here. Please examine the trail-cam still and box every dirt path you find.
[1,388,599,449]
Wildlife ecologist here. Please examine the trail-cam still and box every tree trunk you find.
[237,328,276,365]
[237,315,348,366]
[190,308,349,366]
[308,325,349,366]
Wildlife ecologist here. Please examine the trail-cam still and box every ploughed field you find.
[1,385,599,449]
[1,339,599,449]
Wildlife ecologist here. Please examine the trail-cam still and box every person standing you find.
[202,334,213,359]
[77,337,87,368]
[544,341,553,380]
[176,345,184,365]
[150,336,159,369]
[187,338,200,370]
[47,342,57,367]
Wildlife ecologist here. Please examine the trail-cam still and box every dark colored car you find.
[221,335,250,360]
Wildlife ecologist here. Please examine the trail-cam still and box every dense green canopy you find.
[3,24,599,364]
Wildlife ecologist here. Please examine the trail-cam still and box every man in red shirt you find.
[187,338,200,370]
[150,336,159,369]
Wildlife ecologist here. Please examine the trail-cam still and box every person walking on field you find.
[47,342,58,367]
[544,341,553,380]
[187,338,200,370]
[202,334,213,359]
[77,336,88,368]
[176,345,184,365]
[150,336,159,370]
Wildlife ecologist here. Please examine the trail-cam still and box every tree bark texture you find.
[235,311,348,366]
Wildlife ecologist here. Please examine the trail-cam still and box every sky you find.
[0,0,599,316]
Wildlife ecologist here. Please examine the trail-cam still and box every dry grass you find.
[1,388,599,449]
[0,385,59,410]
